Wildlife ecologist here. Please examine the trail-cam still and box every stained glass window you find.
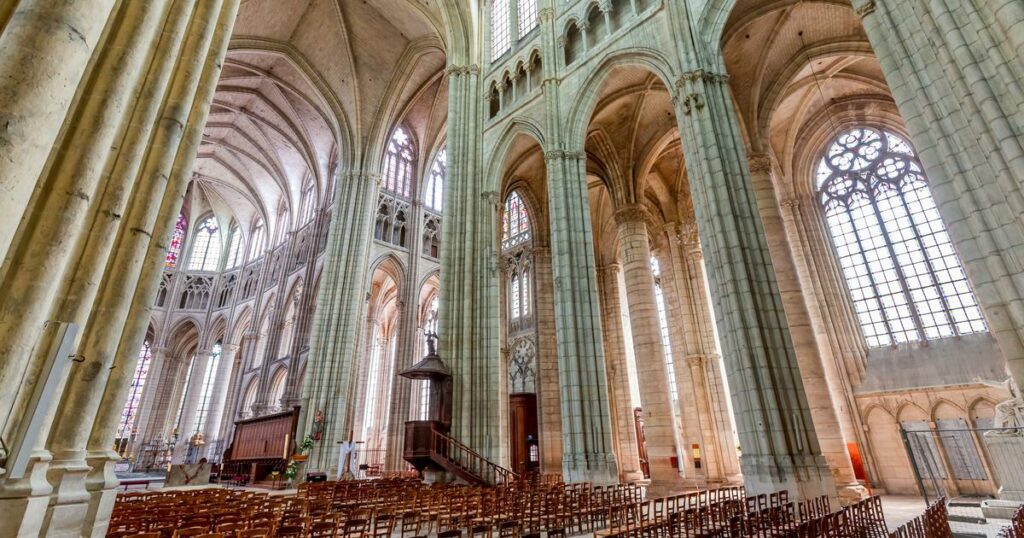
[115,340,153,450]
[301,182,317,223]
[425,147,446,212]
[165,214,187,267]
[187,216,222,271]
[382,127,415,197]
[492,0,511,60]
[518,0,538,38]
[192,342,221,434]
[817,127,987,347]
[501,191,531,250]
[511,274,521,319]
[651,257,678,403]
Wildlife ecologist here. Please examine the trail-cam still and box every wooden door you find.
[509,394,539,474]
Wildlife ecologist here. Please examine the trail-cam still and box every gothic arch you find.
[565,49,677,147]
[486,117,548,191]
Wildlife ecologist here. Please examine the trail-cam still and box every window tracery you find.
[518,0,539,38]
[225,223,243,269]
[188,216,222,271]
[502,191,531,250]
[425,148,446,212]
[382,127,414,198]
[817,127,987,347]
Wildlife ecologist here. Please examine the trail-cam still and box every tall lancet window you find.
[165,214,187,267]
[817,127,987,348]
[518,0,538,37]
[502,191,531,250]
[115,340,153,452]
[502,190,534,331]
[650,257,678,403]
[425,147,446,212]
[491,0,511,60]
[225,223,243,269]
[382,127,414,198]
[248,218,266,261]
[188,216,222,271]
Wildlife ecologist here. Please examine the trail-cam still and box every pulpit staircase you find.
[404,421,517,486]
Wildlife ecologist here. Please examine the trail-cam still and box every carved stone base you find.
[0,452,54,538]
[81,451,120,537]
[42,456,92,537]
[740,454,838,503]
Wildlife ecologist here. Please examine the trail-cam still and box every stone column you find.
[300,171,380,475]
[533,246,564,474]
[614,204,683,491]
[386,287,420,471]
[203,344,239,451]
[596,263,643,481]
[746,155,866,501]
[173,350,212,462]
[673,68,836,501]
[852,0,1024,388]
[0,0,120,263]
[437,64,504,463]
[654,234,718,485]
[350,318,379,445]
[663,220,744,484]
[545,150,618,484]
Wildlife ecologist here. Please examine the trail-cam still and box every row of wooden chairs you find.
[887,498,951,538]
[998,503,1024,538]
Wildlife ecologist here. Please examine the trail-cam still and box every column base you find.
[42,454,93,537]
[836,481,870,505]
[81,451,120,537]
[740,453,838,503]
[563,453,619,485]
[0,451,54,538]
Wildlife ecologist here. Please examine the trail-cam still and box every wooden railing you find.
[430,425,516,486]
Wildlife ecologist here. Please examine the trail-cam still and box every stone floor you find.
[881,495,1011,537]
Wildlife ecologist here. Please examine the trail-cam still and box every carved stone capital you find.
[481,190,500,207]
[544,149,586,162]
[613,203,647,226]
[780,198,801,211]
[677,218,700,249]
[686,355,708,369]
[445,64,480,77]
[747,153,773,174]
[538,8,555,22]
[853,0,876,18]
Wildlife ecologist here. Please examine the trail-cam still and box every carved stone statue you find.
[990,378,1024,435]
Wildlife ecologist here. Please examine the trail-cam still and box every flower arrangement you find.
[283,460,298,480]
[299,435,314,453]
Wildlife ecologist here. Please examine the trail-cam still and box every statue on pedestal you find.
[990,378,1024,436]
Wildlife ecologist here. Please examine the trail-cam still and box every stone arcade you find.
[0,0,1022,535]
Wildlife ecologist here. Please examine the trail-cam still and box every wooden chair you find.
[372,513,396,538]
[277,525,306,538]
[400,510,422,538]
[439,530,463,538]
[311,521,340,538]
[342,517,370,538]
[173,528,210,538]
[213,523,247,537]
[498,520,520,538]
[237,528,271,538]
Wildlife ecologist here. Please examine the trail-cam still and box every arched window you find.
[510,274,522,319]
[491,0,511,60]
[252,312,272,369]
[425,147,446,212]
[268,369,287,410]
[188,217,222,271]
[501,191,531,249]
[192,341,221,435]
[115,340,153,452]
[165,213,187,267]
[225,223,243,269]
[650,257,679,403]
[518,0,538,37]
[240,379,258,417]
[248,218,265,261]
[382,127,414,198]
[817,127,987,347]
[301,182,317,224]
[174,352,198,430]
[278,296,297,359]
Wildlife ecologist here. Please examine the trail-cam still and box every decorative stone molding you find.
[445,64,480,77]
[677,218,701,250]
[613,204,647,225]
[557,36,568,48]
[544,150,586,162]
[481,190,500,207]
[853,0,876,18]
[538,8,555,23]
[686,355,708,369]
[780,198,801,211]
[747,154,773,174]
[675,69,730,88]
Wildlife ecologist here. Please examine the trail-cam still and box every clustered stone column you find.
[436,64,506,463]
[673,66,837,501]
[300,170,381,475]
[532,245,565,474]
[613,204,684,491]
[596,263,644,481]
[0,1,238,535]
[851,0,1024,389]
[545,150,619,483]
[746,154,868,502]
